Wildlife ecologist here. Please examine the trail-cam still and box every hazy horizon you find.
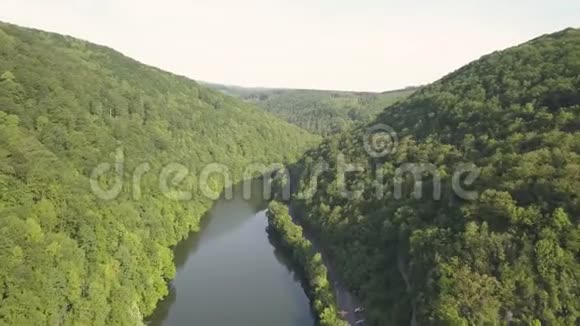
[2,0,579,92]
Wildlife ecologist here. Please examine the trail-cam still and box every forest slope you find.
[206,83,417,135]
[0,21,318,325]
[291,28,580,325]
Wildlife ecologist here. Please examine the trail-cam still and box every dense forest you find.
[289,28,580,325]
[0,22,318,325]
[206,82,417,135]
[2,18,579,326]
[266,201,348,326]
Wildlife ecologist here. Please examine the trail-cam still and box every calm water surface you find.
[149,183,315,326]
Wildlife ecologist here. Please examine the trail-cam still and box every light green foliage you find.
[0,21,318,325]
[291,28,580,325]
[266,202,348,326]
[207,83,417,135]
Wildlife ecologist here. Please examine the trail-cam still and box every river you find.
[148,181,316,326]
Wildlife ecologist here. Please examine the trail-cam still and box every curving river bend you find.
[148,182,316,326]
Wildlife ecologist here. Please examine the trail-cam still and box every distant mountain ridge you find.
[204,81,419,135]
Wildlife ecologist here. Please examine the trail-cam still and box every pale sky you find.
[1,0,579,92]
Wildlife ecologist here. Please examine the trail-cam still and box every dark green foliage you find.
[207,83,417,135]
[0,21,318,325]
[266,201,348,326]
[292,28,580,325]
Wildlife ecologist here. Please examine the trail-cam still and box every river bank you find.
[287,204,367,326]
[148,181,315,326]
[267,201,368,326]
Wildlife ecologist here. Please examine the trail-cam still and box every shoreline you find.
[287,204,367,326]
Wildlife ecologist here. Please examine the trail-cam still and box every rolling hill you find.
[206,82,417,135]
[0,21,318,325]
[290,28,580,325]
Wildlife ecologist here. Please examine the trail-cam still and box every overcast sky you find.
[1,0,579,91]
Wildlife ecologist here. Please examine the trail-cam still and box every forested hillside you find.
[291,28,580,325]
[207,83,417,135]
[0,22,318,325]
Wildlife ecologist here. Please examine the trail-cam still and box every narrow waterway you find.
[148,182,316,326]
